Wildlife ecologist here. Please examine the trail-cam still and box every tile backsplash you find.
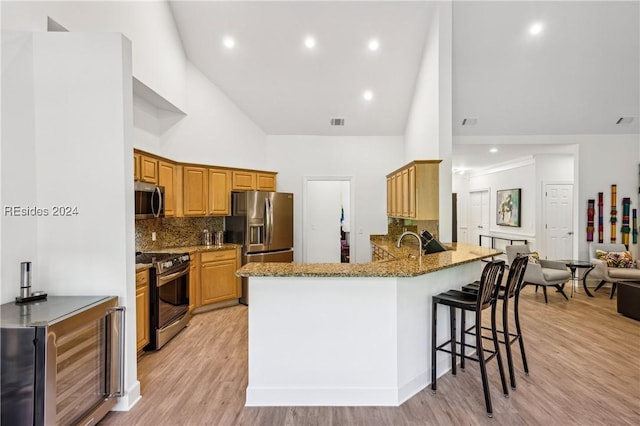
[387,218,439,240]
[136,216,224,251]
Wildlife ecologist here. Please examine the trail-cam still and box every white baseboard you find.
[112,380,141,411]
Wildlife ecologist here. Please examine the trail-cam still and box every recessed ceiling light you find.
[529,22,543,35]
[489,148,498,153]
[363,90,374,101]
[223,36,235,49]
[304,36,316,49]
[368,39,380,51]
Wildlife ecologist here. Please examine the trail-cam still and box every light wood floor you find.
[102,284,640,425]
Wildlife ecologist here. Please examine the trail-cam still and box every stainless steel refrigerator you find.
[226,191,294,304]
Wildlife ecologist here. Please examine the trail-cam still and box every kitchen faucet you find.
[396,231,423,259]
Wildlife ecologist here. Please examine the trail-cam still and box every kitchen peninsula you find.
[236,241,500,407]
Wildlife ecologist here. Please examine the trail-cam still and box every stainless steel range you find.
[136,252,190,350]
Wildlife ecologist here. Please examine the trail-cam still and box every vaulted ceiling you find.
[169,1,639,169]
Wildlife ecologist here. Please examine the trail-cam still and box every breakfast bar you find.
[236,242,500,407]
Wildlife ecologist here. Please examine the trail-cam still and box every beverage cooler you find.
[0,296,125,425]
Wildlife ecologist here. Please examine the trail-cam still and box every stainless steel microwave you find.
[135,182,164,219]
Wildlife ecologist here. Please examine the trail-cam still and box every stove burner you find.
[135,252,174,264]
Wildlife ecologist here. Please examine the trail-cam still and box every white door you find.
[304,180,343,263]
[469,190,490,246]
[544,184,573,260]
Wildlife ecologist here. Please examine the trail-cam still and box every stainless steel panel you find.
[267,192,294,252]
[0,327,37,425]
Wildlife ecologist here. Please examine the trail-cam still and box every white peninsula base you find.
[245,261,481,406]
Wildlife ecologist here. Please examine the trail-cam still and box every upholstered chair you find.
[505,245,572,303]
[588,243,640,298]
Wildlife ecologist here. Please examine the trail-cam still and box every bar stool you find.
[461,255,530,389]
[431,260,509,418]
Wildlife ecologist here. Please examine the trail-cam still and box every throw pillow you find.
[595,249,633,268]
[518,251,540,264]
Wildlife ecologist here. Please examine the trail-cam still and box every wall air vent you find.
[462,118,478,126]
[616,117,635,125]
[330,118,345,126]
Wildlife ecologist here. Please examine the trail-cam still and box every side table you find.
[557,260,595,297]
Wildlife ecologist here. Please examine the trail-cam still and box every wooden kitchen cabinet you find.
[208,168,230,216]
[183,166,208,216]
[256,172,277,191]
[386,160,440,220]
[189,252,200,312]
[199,249,240,306]
[135,269,150,353]
[232,170,256,191]
[134,152,141,181]
[140,154,159,184]
[158,160,177,217]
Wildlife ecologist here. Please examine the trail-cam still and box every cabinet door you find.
[395,171,403,218]
[408,165,416,218]
[256,173,277,191]
[135,270,150,353]
[232,170,256,190]
[401,169,410,217]
[200,258,238,305]
[386,177,393,216]
[388,174,397,217]
[189,253,200,311]
[415,163,439,220]
[183,166,208,216]
[134,152,141,181]
[140,155,158,184]
[208,168,230,216]
[158,161,176,217]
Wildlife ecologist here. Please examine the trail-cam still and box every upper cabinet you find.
[208,168,230,216]
[257,172,277,191]
[232,170,256,191]
[183,166,208,216]
[386,160,441,221]
[158,160,177,217]
[140,154,159,184]
[134,149,278,217]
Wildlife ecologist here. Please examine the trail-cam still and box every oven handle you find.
[157,265,189,287]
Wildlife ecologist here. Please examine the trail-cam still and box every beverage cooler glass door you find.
[47,300,125,425]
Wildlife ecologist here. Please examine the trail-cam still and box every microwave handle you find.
[106,306,126,398]
[152,186,163,218]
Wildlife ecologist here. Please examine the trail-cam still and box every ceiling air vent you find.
[462,117,478,126]
[330,118,345,126]
[616,117,635,125]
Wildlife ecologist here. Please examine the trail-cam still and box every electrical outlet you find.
[151,232,156,241]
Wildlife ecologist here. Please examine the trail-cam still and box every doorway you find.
[303,177,353,263]
[469,190,490,246]
[543,183,574,260]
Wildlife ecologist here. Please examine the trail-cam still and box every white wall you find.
[265,135,403,263]
[1,31,139,409]
[2,0,188,110]
[403,2,453,241]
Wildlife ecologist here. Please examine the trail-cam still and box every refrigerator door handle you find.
[106,306,126,398]
[265,197,272,247]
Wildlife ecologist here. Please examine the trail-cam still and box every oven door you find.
[156,265,190,329]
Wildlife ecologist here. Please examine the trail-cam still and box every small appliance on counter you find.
[420,230,447,254]
[15,261,47,303]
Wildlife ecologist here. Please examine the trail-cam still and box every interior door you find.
[469,190,490,245]
[544,183,574,260]
[304,180,342,263]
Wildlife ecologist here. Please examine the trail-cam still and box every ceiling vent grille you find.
[616,117,635,125]
[462,118,478,126]
[330,118,345,126]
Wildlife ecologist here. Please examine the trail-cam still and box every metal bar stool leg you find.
[476,309,493,417]
[450,306,456,376]
[502,297,516,389]
[492,301,509,398]
[460,309,466,371]
[431,299,437,393]
[513,291,529,376]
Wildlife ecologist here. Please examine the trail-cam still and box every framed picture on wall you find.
[496,188,521,227]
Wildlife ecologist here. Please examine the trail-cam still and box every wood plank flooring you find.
[101,284,640,425]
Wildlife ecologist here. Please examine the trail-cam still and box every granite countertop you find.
[236,240,501,278]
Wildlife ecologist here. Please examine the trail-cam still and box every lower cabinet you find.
[135,269,150,353]
[198,248,240,307]
[189,252,200,313]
